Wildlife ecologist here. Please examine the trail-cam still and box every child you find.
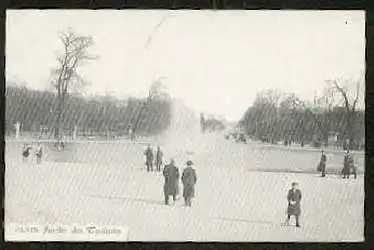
[22,144,32,162]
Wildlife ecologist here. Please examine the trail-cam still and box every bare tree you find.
[292,75,364,149]
[326,75,364,149]
[50,28,97,140]
[246,89,283,141]
[148,77,170,101]
[287,92,332,146]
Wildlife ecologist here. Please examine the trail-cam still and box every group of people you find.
[163,159,197,207]
[144,145,163,172]
[290,149,360,228]
[22,142,43,164]
[317,149,357,179]
[144,144,198,207]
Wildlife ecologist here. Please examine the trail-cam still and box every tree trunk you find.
[54,90,64,141]
[54,92,61,140]
[346,110,355,150]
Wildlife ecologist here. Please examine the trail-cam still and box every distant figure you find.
[351,155,357,179]
[22,144,32,162]
[144,144,154,172]
[35,142,44,164]
[319,150,327,177]
[163,159,180,205]
[156,146,163,172]
[128,124,134,140]
[343,150,356,179]
[54,141,65,151]
[285,182,302,227]
[182,160,197,207]
[342,150,352,179]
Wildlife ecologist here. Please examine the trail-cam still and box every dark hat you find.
[292,182,298,186]
[186,160,194,166]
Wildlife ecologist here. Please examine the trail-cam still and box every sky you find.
[6,10,365,121]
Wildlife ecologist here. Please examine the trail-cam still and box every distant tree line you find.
[5,29,172,139]
[239,78,364,150]
[5,84,172,137]
[200,113,226,133]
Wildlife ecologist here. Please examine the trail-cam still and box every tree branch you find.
[331,80,351,113]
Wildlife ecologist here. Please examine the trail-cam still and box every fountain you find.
[155,99,203,161]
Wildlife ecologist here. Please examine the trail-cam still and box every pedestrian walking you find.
[163,159,179,205]
[352,162,357,179]
[285,182,302,227]
[319,150,327,177]
[35,142,43,164]
[342,150,351,179]
[348,151,357,179]
[181,160,197,207]
[144,144,154,172]
[156,146,163,172]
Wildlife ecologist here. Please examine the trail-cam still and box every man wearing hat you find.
[285,182,302,227]
[144,144,154,172]
[163,158,180,205]
[319,150,327,177]
[182,160,197,207]
[342,150,352,179]
[155,146,163,172]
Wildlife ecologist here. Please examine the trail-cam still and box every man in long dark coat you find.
[285,182,302,227]
[156,146,163,172]
[144,144,154,172]
[319,150,327,177]
[342,150,351,179]
[163,159,179,205]
[351,155,357,179]
[182,160,197,207]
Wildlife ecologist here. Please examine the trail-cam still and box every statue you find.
[14,122,21,139]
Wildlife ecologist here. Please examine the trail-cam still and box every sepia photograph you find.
[5,10,365,241]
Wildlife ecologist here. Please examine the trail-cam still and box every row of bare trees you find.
[6,29,172,138]
[5,84,172,137]
[239,77,364,150]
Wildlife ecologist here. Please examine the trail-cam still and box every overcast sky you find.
[6,10,365,121]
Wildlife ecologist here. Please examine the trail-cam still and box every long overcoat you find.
[318,154,327,172]
[163,164,180,196]
[144,148,154,165]
[342,155,352,175]
[156,150,163,165]
[287,189,302,216]
[182,167,197,198]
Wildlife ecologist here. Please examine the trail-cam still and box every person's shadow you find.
[87,194,164,206]
[207,215,275,226]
